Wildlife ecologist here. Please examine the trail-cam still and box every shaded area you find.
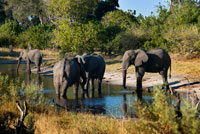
[0,51,19,57]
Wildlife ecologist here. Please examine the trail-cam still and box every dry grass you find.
[33,110,135,134]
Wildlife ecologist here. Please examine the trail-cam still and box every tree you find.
[95,0,119,20]
[98,10,136,55]
[17,24,53,49]
[0,0,6,24]
[48,0,98,23]
[4,0,49,26]
[52,20,100,54]
[0,20,22,47]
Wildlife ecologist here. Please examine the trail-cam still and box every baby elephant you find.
[53,57,86,99]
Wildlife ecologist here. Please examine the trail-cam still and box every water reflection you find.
[54,97,106,114]
[0,61,152,118]
[26,72,41,86]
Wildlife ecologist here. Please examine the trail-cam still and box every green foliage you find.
[180,100,200,134]
[110,24,149,53]
[168,1,200,25]
[53,20,100,54]
[4,0,49,25]
[134,85,200,133]
[19,81,48,108]
[101,10,136,30]
[98,10,136,54]
[164,24,200,54]
[135,86,179,133]
[48,0,98,22]
[0,20,22,47]
[0,73,21,103]
[17,24,53,49]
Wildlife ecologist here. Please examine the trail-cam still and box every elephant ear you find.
[134,49,149,67]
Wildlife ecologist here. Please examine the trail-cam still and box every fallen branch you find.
[15,100,27,134]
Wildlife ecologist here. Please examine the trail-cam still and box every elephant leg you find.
[97,78,102,98]
[73,82,79,100]
[85,77,90,98]
[55,84,60,98]
[90,78,95,98]
[37,65,40,73]
[136,67,145,100]
[160,70,169,90]
[27,59,31,73]
[61,80,68,99]
[80,82,85,99]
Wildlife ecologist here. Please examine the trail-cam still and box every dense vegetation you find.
[1,0,200,56]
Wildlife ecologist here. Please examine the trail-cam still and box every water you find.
[0,59,153,118]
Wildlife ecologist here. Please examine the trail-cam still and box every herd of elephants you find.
[16,48,172,101]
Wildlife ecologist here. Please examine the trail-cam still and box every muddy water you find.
[0,59,152,118]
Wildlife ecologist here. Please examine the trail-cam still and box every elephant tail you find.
[60,58,67,83]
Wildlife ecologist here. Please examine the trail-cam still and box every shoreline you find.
[1,59,200,94]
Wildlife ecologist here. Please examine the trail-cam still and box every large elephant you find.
[81,53,106,98]
[122,48,171,100]
[17,49,42,73]
[53,57,86,99]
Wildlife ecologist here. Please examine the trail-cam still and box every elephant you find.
[122,48,171,100]
[17,49,42,73]
[53,57,86,99]
[80,53,106,98]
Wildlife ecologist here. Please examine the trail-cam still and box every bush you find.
[0,20,22,47]
[17,24,53,49]
[53,20,101,54]
[164,24,200,54]
[134,86,200,133]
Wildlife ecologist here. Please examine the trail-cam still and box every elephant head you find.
[17,51,28,73]
[122,49,148,88]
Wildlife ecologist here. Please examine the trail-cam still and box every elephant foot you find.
[61,95,67,99]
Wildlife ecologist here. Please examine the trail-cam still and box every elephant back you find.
[28,49,42,63]
[82,54,105,79]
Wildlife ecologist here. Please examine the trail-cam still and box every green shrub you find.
[17,24,53,49]
[164,24,200,54]
[134,85,200,133]
[0,20,22,47]
[53,20,100,54]
[0,73,21,103]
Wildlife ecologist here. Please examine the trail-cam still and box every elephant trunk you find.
[17,58,21,73]
[122,69,127,89]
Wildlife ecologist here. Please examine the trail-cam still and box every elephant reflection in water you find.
[26,72,41,86]
[122,94,128,119]
[54,97,106,114]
